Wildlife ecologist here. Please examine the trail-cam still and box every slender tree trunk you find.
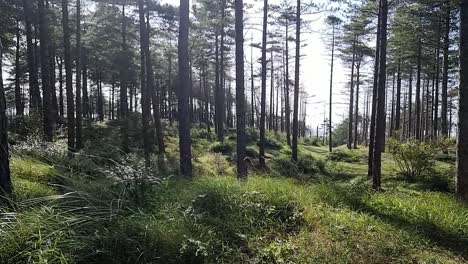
[292,0,301,162]
[389,72,395,137]
[138,0,153,165]
[15,20,24,116]
[120,3,129,152]
[235,0,247,179]
[395,61,402,132]
[269,50,274,131]
[39,0,54,142]
[62,0,75,151]
[23,0,41,112]
[259,0,268,167]
[442,4,451,137]
[250,41,255,128]
[354,60,361,149]
[458,0,468,202]
[217,0,226,141]
[58,57,64,118]
[75,0,83,149]
[285,19,291,146]
[0,40,11,195]
[372,0,388,191]
[178,0,193,177]
[329,24,335,152]
[408,70,413,138]
[368,0,381,178]
[348,37,356,149]
[145,12,165,153]
[416,38,422,141]
[434,46,441,138]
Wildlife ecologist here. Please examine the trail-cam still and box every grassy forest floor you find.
[1,118,468,263]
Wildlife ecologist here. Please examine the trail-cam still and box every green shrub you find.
[191,127,212,139]
[327,149,362,163]
[272,155,326,180]
[388,138,437,181]
[257,137,282,150]
[210,141,234,154]
[246,128,259,142]
[302,137,322,146]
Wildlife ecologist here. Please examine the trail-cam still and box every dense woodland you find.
[0,0,468,262]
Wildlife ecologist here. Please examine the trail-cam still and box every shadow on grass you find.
[323,185,468,259]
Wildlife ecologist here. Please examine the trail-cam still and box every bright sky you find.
[2,0,354,132]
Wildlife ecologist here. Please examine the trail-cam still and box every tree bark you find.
[458,0,468,202]
[178,0,193,177]
[259,0,268,167]
[395,60,401,132]
[292,0,301,162]
[372,0,388,191]
[441,4,451,137]
[120,3,129,153]
[0,40,12,195]
[39,0,54,142]
[348,37,356,149]
[75,0,83,149]
[62,0,75,151]
[329,24,335,152]
[23,0,41,112]
[14,20,24,116]
[235,0,247,179]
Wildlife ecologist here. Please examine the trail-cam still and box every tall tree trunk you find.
[217,0,226,141]
[138,0,153,165]
[39,0,54,142]
[441,4,451,137]
[15,20,24,116]
[372,0,388,191]
[329,24,335,152]
[389,72,395,137]
[348,37,356,150]
[285,18,291,146]
[145,13,165,153]
[57,56,64,118]
[178,0,193,177]
[395,60,401,132]
[235,0,247,179]
[416,38,422,141]
[0,40,11,195]
[408,70,413,138]
[292,0,301,162]
[458,0,468,202]
[62,0,75,151]
[23,0,41,112]
[259,0,268,167]
[250,41,255,128]
[354,60,361,149]
[368,0,381,178]
[120,3,129,152]
[269,50,274,131]
[434,46,441,138]
[75,0,83,149]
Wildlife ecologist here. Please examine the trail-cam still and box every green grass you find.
[2,123,467,263]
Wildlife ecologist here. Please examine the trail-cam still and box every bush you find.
[246,128,259,142]
[210,141,234,155]
[257,137,283,150]
[388,138,437,181]
[272,155,326,180]
[327,149,362,163]
[302,137,322,147]
[191,127,212,139]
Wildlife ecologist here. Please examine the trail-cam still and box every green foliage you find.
[301,137,322,146]
[209,141,234,154]
[245,128,259,142]
[272,154,327,181]
[327,148,362,163]
[388,138,437,181]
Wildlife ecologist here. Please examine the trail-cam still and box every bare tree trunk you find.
[14,20,24,116]
[285,18,291,146]
[0,40,12,195]
[75,0,83,149]
[458,0,468,202]
[354,60,361,148]
[416,38,422,141]
[138,0,153,165]
[178,0,193,177]
[120,3,129,152]
[395,60,401,131]
[368,0,381,178]
[292,0,301,162]
[39,0,54,142]
[259,0,268,167]
[235,0,247,179]
[62,0,75,151]
[441,4,451,137]
[23,0,41,112]
[372,0,388,191]
[329,24,335,152]
[348,37,356,150]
